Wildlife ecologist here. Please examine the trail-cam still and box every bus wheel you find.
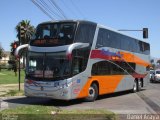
[85,83,98,102]
[132,80,138,93]
[138,80,142,91]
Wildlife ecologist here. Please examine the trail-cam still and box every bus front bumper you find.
[24,80,73,100]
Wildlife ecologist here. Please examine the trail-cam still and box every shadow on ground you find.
[4,89,145,107]
[4,97,84,107]
[150,82,160,84]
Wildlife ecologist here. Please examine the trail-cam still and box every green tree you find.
[150,59,155,70]
[150,59,154,64]
[15,20,35,68]
[0,43,4,71]
[0,43,3,59]
[157,59,160,64]
[16,20,35,45]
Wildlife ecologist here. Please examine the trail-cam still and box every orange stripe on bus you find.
[120,52,150,67]
[90,50,150,67]
[77,75,124,98]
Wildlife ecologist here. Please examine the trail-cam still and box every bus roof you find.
[38,20,149,44]
[39,20,97,26]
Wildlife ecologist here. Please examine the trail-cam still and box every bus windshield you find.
[31,22,76,46]
[27,52,71,80]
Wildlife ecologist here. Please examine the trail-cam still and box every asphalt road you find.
[1,82,160,114]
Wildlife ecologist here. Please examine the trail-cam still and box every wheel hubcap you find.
[89,87,95,97]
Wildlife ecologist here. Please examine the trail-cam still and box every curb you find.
[0,98,9,111]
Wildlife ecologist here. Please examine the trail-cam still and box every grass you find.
[0,105,57,114]
[0,69,25,84]
[0,105,116,120]
[0,70,116,120]
[0,90,24,97]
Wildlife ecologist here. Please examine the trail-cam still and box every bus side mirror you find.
[15,44,29,58]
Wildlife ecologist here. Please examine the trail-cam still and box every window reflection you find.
[34,23,76,46]
[96,28,150,55]
[27,52,71,80]
[92,61,135,75]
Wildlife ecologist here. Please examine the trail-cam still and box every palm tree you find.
[16,20,35,45]
[15,20,35,68]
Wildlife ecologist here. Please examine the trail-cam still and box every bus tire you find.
[85,83,98,102]
[132,80,138,93]
[138,79,142,91]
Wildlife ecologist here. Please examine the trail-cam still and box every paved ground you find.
[1,82,160,115]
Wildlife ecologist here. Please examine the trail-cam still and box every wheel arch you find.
[90,80,99,94]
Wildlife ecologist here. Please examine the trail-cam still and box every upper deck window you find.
[96,28,150,55]
[75,23,96,46]
[30,22,76,46]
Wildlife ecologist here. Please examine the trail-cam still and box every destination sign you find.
[30,39,59,47]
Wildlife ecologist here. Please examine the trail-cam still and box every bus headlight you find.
[67,81,72,87]
[60,82,72,89]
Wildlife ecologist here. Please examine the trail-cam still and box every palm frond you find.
[15,20,35,45]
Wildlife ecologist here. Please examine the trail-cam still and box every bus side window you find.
[96,29,104,48]
[75,23,96,45]
[91,61,111,75]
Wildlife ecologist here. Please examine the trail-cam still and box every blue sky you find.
[0,0,159,58]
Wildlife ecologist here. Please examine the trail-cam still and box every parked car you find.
[150,70,154,81]
[150,69,160,83]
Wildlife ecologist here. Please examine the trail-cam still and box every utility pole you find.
[118,28,148,39]
[18,25,25,91]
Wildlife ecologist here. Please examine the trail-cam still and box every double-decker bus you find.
[16,20,150,101]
